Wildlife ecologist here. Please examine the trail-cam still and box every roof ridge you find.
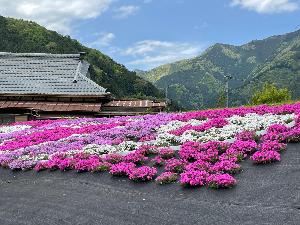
[0,52,80,58]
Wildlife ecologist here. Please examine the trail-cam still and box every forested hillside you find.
[138,29,300,110]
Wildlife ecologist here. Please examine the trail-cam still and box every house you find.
[0,52,165,123]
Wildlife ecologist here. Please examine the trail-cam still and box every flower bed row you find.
[0,103,300,189]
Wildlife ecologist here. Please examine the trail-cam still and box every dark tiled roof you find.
[103,100,166,108]
[0,52,107,96]
[0,101,101,112]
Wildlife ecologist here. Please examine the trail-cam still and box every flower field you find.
[1,103,300,189]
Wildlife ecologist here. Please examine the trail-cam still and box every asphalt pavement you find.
[0,144,299,225]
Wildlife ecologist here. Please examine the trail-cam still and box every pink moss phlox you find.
[179,141,202,161]
[74,155,101,172]
[229,140,258,154]
[103,153,124,164]
[124,152,148,164]
[207,173,236,188]
[151,156,165,166]
[211,159,241,174]
[128,166,157,181]
[34,161,49,172]
[159,147,175,159]
[109,162,136,176]
[250,150,281,164]
[164,158,186,173]
[236,130,259,141]
[155,172,178,185]
[136,145,158,156]
[260,141,286,152]
[267,124,290,133]
[180,170,209,186]
[184,160,212,172]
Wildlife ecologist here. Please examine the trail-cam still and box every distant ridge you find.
[137,29,300,109]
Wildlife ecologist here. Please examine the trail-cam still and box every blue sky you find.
[0,0,299,70]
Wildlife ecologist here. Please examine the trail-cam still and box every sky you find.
[0,0,299,70]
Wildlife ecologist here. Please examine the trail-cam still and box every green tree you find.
[216,90,226,108]
[251,83,291,105]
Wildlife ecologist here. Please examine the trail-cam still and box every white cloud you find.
[0,0,113,34]
[121,40,205,69]
[231,0,299,13]
[114,5,139,19]
[89,32,115,48]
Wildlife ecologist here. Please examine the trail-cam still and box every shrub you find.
[251,83,291,105]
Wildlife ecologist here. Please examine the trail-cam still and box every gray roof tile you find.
[0,52,107,96]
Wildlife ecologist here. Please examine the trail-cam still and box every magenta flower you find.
[124,152,148,164]
[155,172,178,185]
[260,141,286,152]
[180,170,209,186]
[109,162,136,176]
[211,159,241,174]
[236,130,259,141]
[207,173,236,189]
[184,160,212,172]
[164,158,186,173]
[159,148,175,159]
[104,153,124,164]
[151,156,165,166]
[250,151,281,164]
[128,166,157,181]
[136,145,158,156]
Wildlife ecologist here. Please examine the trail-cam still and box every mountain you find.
[0,16,163,100]
[137,29,300,110]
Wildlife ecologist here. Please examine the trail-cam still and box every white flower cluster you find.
[228,113,295,130]
[155,133,181,147]
[83,144,117,155]
[155,113,296,145]
[117,141,139,152]
[0,125,31,134]
[156,119,206,134]
[156,120,186,133]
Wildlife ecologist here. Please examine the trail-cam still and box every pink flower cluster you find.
[155,172,179,185]
[250,151,281,164]
[129,166,157,181]
[0,102,300,189]
[207,173,236,188]
[159,148,175,159]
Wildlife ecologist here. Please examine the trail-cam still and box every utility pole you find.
[224,75,232,108]
[165,85,168,103]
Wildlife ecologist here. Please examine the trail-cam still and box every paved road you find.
[0,144,299,225]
